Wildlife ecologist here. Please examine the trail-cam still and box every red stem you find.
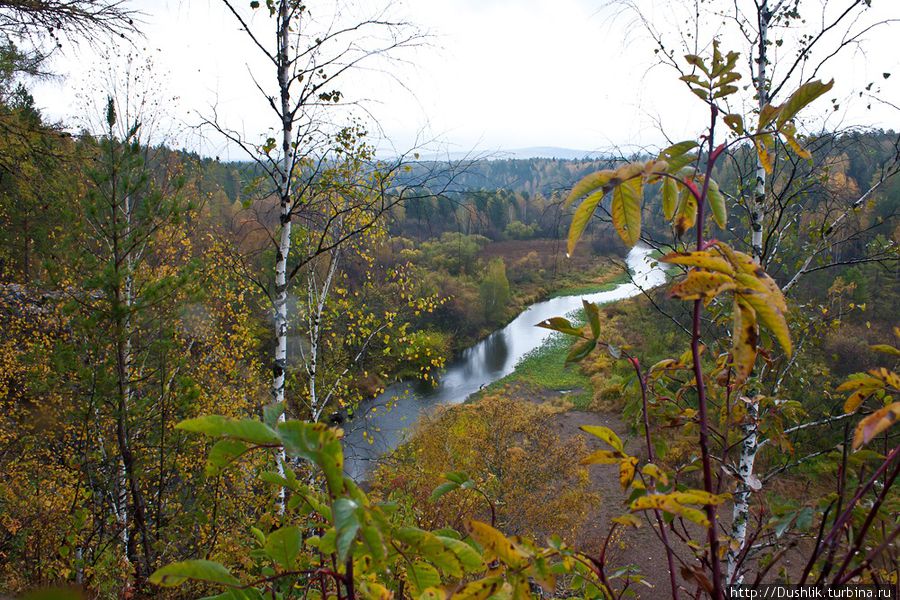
[692,104,724,599]
[628,355,680,600]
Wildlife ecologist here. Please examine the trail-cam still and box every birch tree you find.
[210,1,453,428]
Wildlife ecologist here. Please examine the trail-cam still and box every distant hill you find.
[415,146,610,162]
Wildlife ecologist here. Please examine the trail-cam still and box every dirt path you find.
[550,406,687,597]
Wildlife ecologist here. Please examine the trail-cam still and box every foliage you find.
[372,392,599,541]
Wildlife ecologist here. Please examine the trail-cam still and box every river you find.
[341,244,667,481]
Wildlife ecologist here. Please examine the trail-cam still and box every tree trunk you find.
[272,0,295,515]
[728,2,771,583]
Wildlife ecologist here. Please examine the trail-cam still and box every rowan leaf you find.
[149,560,240,588]
[641,463,669,486]
[776,79,834,128]
[870,344,900,357]
[333,498,360,562]
[731,297,758,385]
[583,300,601,339]
[611,176,643,246]
[662,177,678,220]
[619,456,639,489]
[724,113,744,135]
[580,425,624,453]
[706,177,727,228]
[660,251,735,276]
[206,439,248,476]
[264,526,302,569]
[612,514,643,528]
[740,291,792,357]
[668,270,736,301]
[581,449,623,465]
[852,402,900,450]
[465,520,529,569]
[536,317,583,338]
[567,190,604,255]
[406,561,441,597]
[565,169,616,207]
[177,416,280,445]
[674,185,697,235]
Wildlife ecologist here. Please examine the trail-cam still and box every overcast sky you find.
[31,0,900,159]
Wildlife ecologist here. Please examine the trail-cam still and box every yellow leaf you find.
[567,190,604,255]
[660,251,735,276]
[662,177,678,220]
[581,449,623,465]
[852,402,900,450]
[669,490,729,506]
[731,297,758,385]
[668,270,736,301]
[580,425,624,453]
[619,456,639,489]
[612,514,643,528]
[740,290,792,357]
[641,463,669,486]
[465,521,529,569]
[674,185,697,235]
[611,176,643,246]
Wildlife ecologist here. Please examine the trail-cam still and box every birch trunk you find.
[272,0,295,515]
[728,1,771,582]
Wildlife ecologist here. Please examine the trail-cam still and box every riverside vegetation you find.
[0,1,898,599]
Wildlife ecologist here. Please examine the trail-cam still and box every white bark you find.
[729,1,771,582]
[272,0,295,515]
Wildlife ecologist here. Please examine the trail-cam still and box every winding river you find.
[342,244,667,481]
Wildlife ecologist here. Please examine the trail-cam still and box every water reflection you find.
[341,245,666,480]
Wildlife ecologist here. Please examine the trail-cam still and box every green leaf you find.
[567,190,605,255]
[706,178,726,228]
[870,344,900,357]
[611,177,642,246]
[361,525,386,563]
[430,481,460,502]
[264,526,302,570]
[659,141,700,161]
[333,498,360,562]
[177,416,280,445]
[565,169,616,207]
[583,300,601,339]
[150,560,240,588]
[437,536,485,573]
[206,439,248,476]
[536,317,583,338]
[444,471,470,485]
[661,177,677,220]
[776,79,835,128]
[263,401,285,428]
[724,114,744,135]
[406,561,441,597]
[277,421,344,495]
[566,339,596,363]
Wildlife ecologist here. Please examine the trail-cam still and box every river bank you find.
[341,244,667,481]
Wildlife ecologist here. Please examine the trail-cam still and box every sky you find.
[30,0,900,159]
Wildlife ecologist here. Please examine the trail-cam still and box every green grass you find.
[549,270,631,298]
[481,332,592,408]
